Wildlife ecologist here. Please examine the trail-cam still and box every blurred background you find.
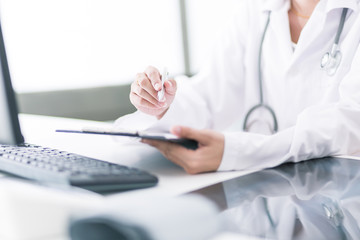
[0,0,239,121]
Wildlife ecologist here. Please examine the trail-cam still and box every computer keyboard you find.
[0,143,158,193]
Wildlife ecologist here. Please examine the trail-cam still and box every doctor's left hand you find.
[142,126,224,174]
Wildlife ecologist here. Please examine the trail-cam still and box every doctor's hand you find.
[130,66,177,119]
[142,126,224,174]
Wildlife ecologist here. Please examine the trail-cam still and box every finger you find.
[131,82,165,107]
[144,66,162,91]
[164,79,177,96]
[130,92,162,109]
[135,73,159,99]
[171,126,211,144]
[142,139,192,168]
[144,140,203,174]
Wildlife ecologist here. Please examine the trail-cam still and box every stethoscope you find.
[243,8,348,134]
[262,197,348,239]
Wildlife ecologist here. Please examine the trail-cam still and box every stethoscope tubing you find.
[243,12,278,133]
[243,103,278,133]
[334,8,348,47]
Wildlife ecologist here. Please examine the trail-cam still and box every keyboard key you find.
[0,144,158,193]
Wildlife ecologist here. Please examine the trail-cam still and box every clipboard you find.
[56,128,198,150]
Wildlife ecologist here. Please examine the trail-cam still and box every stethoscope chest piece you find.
[320,49,342,76]
[320,8,348,76]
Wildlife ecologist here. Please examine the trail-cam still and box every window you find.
[186,0,241,73]
[0,0,183,92]
[0,0,241,93]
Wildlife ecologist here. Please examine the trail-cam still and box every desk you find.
[0,114,253,240]
[20,114,254,196]
[2,114,360,240]
[191,156,360,240]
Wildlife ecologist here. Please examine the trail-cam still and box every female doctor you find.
[123,0,360,174]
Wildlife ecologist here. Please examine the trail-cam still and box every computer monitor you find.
[0,17,24,145]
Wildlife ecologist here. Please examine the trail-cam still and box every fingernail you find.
[159,96,166,103]
[154,83,161,91]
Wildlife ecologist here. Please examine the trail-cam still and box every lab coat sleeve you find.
[219,45,360,171]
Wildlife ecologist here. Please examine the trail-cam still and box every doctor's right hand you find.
[130,66,177,120]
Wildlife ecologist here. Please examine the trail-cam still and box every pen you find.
[157,67,168,102]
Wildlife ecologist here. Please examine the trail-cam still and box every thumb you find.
[171,126,210,144]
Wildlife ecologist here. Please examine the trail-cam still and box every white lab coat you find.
[116,0,360,171]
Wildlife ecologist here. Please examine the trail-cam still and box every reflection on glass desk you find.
[190,157,360,240]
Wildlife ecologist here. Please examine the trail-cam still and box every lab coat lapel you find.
[290,2,327,67]
[325,0,359,13]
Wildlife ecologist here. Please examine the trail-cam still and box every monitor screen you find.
[0,16,24,145]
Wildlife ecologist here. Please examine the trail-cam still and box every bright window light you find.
[186,0,241,74]
[0,0,183,92]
